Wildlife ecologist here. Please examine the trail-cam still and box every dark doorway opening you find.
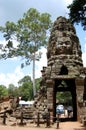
[59,65,68,75]
[53,79,77,122]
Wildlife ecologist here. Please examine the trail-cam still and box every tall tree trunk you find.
[32,53,36,97]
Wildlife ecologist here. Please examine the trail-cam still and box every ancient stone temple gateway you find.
[34,16,86,122]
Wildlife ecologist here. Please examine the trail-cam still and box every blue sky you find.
[0,0,86,87]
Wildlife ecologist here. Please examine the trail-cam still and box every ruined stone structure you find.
[34,16,86,122]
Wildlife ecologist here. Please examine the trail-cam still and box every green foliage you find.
[18,82,33,101]
[0,85,8,97]
[18,75,32,85]
[0,21,16,41]
[18,77,41,100]
[8,84,19,97]
[7,77,33,100]
[0,75,41,100]
[68,0,86,30]
[56,92,72,104]
[18,76,33,100]
[0,8,52,61]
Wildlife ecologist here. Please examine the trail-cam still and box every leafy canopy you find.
[0,8,52,63]
[18,75,32,85]
[68,0,86,30]
[0,85,8,97]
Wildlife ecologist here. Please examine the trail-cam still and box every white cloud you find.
[82,43,86,67]
[0,39,7,49]
[35,48,47,79]
[0,66,25,87]
[63,0,73,5]
[82,55,86,67]
[0,48,47,86]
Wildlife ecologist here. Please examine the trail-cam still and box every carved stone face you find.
[56,37,72,55]
[47,17,82,58]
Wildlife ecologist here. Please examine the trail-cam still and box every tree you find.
[56,92,72,105]
[67,0,86,30]
[0,8,52,96]
[18,75,33,100]
[18,75,32,85]
[18,76,41,100]
[18,80,33,101]
[8,84,19,97]
[0,85,8,97]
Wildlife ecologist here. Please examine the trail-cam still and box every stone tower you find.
[34,16,86,122]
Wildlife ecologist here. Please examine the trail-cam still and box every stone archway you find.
[53,78,77,121]
[34,16,86,123]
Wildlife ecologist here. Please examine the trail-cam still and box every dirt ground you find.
[0,121,85,130]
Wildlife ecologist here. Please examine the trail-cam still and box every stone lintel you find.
[51,75,75,79]
[46,79,55,85]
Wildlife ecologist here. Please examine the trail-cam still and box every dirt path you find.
[0,121,85,130]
